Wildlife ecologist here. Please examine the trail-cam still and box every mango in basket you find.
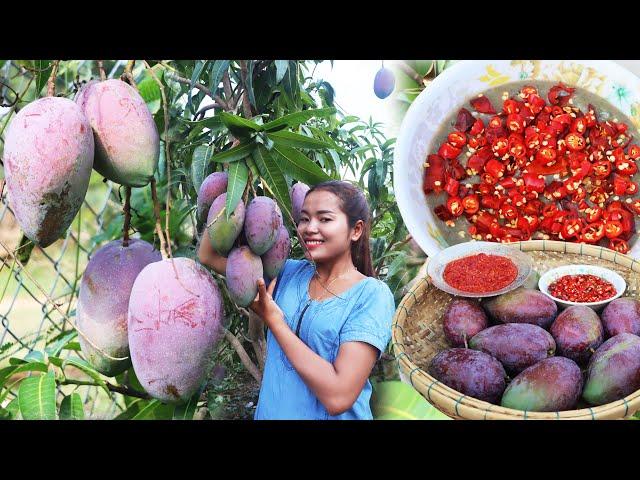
[483,287,557,329]
[501,357,583,412]
[550,305,604,364]
[582,333,640,406]
[443,298,488,347]
[600,298,640,338]
[428,348,506,404]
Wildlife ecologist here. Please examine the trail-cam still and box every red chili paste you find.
[548,274,616,303]
[443,253,518,293]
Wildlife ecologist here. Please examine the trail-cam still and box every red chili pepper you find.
[626,199,640,216]
[612,174,630,196]
[549,274,617,303]
[523,199,543,216]
[462,195,480,214]
[498,176,516,189]
[489,221,505,239]
[491,137,509,157]
[470,95,497,114]
[435,204,453,221]
[527,94,546,114]
[561,218,582,239]
[474,211,497,233]
[481,172,498,186]
[548,83,575,106]
[455,108,476,133]
[572,186,587,203]
[423,154,446,194]
[604,219,623,239]
[520,85,538,98]
[581,221,605,243]
[444,177,459,197]
[615,157,638,176]
[543,203,559,218]
[481,193,502,210]
[592,160,612,177]
[448,132,467,148]
[522,173,545,193]
[446,196,464,217]
[467,154,487,175]
[438,142,462,160]
[564,132,586,151]
[627,181,639,195]
[589,187,608,205]
[500,202,519,221]
[585,206,603,223]
[470,119,485,136]
[506,114,525,134]
[484,159,505,179]
[570,117,589,135]
[629,145,640,160]
[609,238,630,254]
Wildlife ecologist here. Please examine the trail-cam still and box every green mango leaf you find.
[16,234,35,266]
[252,145,293,224]
[63,342,81,351]
[218,112,262,138]
[132,399,175,420]
[275,60,289,83]
[137,66,164,114]
[385,251,408,279]
[182,116,224,133]
[3,397,20,419]
[114,398,144,419]
[63,358,110,395]
[371,381,451,420]
[191,144,215,192]
[187,60,208,115]
[24,351,45,363]
[59,393,84,420]
[34,60,52,97]
[263,107,337,132]
[173,386,204,420]
[246,60,256,107]
[271,145,331,185]
[18,371,57,420]
[45,331,78,357]
[225,161,248,220]
[209,60,231,94]
[210,141,256,164]
[268,130,333,150]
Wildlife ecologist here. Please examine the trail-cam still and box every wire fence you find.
[0,175,126,418]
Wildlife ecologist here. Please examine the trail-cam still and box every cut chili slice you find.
[462,195,480,214]
[470,95,497,114]
[604,219,623,239]
[609,238,630,254]
[423,154,446,194]
[438,142,462,160]
[455,108,476,133]
[565,132,586,151]
[581,221,605,243]
[446,196,464,217]
[615,157,638,176]
[470,119,485,136]
[548,83,575,106]
[448,131,467,148]
[561,219,582,239]
[444,177,459,197]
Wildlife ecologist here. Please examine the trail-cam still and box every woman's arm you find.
[251,279,378,416]
[197,231,227,275]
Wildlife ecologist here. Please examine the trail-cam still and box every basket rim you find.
[392,239,640,419]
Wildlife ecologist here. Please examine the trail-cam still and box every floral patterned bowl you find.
[393,60,640,259]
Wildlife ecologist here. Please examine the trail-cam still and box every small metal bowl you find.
[427,241,533,298]
[538,264,626,312]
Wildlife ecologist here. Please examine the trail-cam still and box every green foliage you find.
[18,371,57,420]
[59,393,84,420]
[371,381,451,420]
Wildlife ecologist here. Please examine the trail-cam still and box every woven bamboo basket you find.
[391,240,640,420]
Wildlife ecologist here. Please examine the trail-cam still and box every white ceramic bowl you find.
[427,241,532,298]
[393,60,640,259]
[538,264,626,311]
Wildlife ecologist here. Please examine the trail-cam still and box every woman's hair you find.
[306,180,376,278]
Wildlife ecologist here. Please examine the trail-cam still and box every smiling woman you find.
[198,180,396,419]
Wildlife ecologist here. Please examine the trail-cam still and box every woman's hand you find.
[249,278,285,330]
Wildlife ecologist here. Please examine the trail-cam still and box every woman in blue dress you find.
[198,180,395,419]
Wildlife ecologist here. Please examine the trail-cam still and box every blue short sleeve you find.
[339,279,395,357]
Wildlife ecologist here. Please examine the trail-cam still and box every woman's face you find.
[297,190,362,263]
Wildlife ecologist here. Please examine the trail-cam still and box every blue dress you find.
[254,259,395,420]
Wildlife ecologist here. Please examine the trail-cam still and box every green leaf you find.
[218,112,262,138]
[209,60,230,94]
[210,141,256,164]
[225,161,248,220]
[252,145,293,224]
[191,144,215,192]
[137,66,164,115]
[45,331,78,357]
[385,251,407,279]
[63,342,81,351]
[24,351,45,363]
[173,388,202,420]
[246,60,256,107]
[187,60,208,115]
[263,107,337,132]
[271,145,331,185]
[63,358,110,395]
[132,399,175,420]
[371,381,451,420]
[16,234,35,265]
[268,130,333,150]
[18,371,57,420]
[35,60,52,97]
[4,397,20,419]
[275,60,289,83]
[182,116,224,133]
[59,393,84,420]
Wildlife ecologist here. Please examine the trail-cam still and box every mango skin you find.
[207,193,245,256]
[442,298,488,347]
[550,305,604,364]
[484,287,557,329]
[76,79,159,187]
[197,172,228,226]
[290,182,310,224]
[261,225,291,280]
[128,258,224,404]
[77,239,161,376]
[3,97,94,247]
[226,246,264,307]
[428,348,506,404]
[600,298,640,338]
[501,357,583,412]
[244,196,283,255]
[582,333,640,406]
[469,323,556,374]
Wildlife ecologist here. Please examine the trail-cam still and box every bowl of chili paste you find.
[394,60,640,260]
[427,241,533,297]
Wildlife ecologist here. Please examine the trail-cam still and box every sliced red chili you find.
[454,108,475,133]
[462,195,480,214]
[604,219,623,239]
[446,196,464,217]
[564,132,586,151]
[612,174,629,196]
[548,83,575,106]
[470,119,485,136]
[484,159,505,178]
[561,219,582,239]
[506,113,525,134]
[470,95,497,114]
[585,206,603,223]
[491,137,509,157]
[581,221,605,243]
[615,157,638,176]
[444,177,459,197]
[423,154,446,194]
[629,144,640,160]
[570,117,589,135]
[500,202,519,221]
[609,238,630,254]
[481,193,501,210]
[626,199,640,216]
[520,85,538,99]
[522,173,545,193]
[435,204,453,221]
[592,160,612,178]
[438,142,462,160]
[448,131,467,148]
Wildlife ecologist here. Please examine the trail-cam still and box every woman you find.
[198,180,395,419]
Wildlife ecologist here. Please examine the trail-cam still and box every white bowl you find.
[538,264,626,311]
[393,60,640,259]
[427,241,532,298]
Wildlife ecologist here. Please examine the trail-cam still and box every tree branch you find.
[61,379,151,400]
[224,329,261,383]
[397,61,426,86]
[46,60,60,97]
[97,60,107,81]
[166,72,228,110]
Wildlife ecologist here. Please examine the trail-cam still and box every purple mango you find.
[197,171,228,225]
[244,196,283,255]
[261,225,291,280]
[582,333,640,406]
[226,246,264,307]
[207,193,245,256]
[442,298,488,347]
[601,297,640,338]
[290,182,310,224]
[550,305,604,364]
[428,348,506,404]
[3,97,94,247]
[484,287,557,329]
[469,323,556,374]
[128,257,224,403]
